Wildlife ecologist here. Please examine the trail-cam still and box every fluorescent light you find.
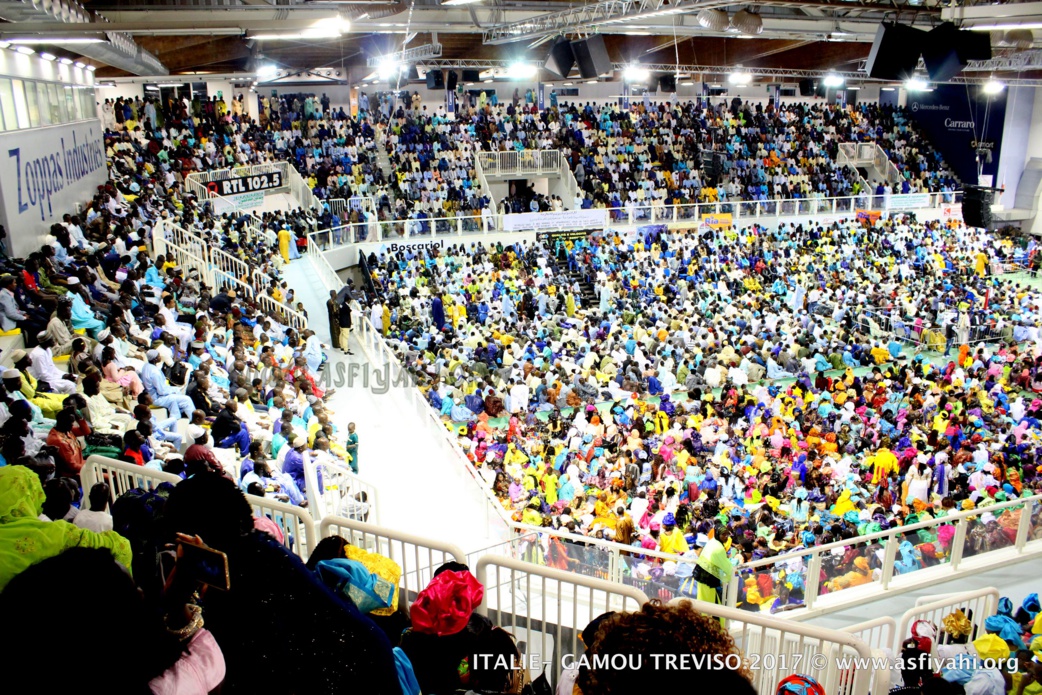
[74,61,85,68]
[623,31,652,36]
[442,0,482,5]
[728,71,751,85]
[15,46,34,55]
[823,74,844,88]
[464,82,473,86]
[983,79,1005,94]
[847,86,861,90]
[257,64,278,79]
[40,52,56,61]
[586,79,598,84]
[157,83,184,88]
[8,37,104,45]
[904,76,929,91]
[966,22,1042,31]
[58,57,72,65]
[482,79,493,83]
[563,82,573,86]
[507,62,537,79]
[145,85,160,91]
[0,41,9,49]
[881,87,895,91]
[86,65,95,71]
[623,65,651,82]
[681,81,695,86]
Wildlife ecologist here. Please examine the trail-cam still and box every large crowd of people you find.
[0,86,1033,695]
[363,212,1042,610]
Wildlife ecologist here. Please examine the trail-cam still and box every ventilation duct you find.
[1003,28,1034,49]
[730,9,763,35]
[0,0,166,75]
[697,9,730,32]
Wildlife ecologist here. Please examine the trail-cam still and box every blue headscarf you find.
[984,614,1025,649]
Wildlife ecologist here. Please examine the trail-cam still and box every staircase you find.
[374,146,398,211]
[554,260,597,308]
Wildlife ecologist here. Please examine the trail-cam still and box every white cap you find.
[188,425,206,441]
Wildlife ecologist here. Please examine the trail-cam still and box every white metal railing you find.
[306,235,347,294]
[669,598,875,695]
[476,555,649,683]
[472,154,497,221]
[836,143,871,194]
[842,616,896,655]
[303,457,381,525]
[306,192,960,251]
[319,515,467,606]
[80,455,181,504]
[896,588,999,656]
[255,291,310,332]
[734,494,1041,615]
[245,490,318,560]
[155,219,309,330]
[560,155,580,207]
[477,149,562,176]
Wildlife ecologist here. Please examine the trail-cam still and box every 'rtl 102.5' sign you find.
[207,171,283,197]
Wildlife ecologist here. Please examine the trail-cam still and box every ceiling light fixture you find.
[966,22,1042,31]
[822,74,844,88]
[74,61,85,68]
[8,37,104,45]
[442,0,482,5]
[15,46,34,55]
[86,64,95,71]
[983,78,1005,94]
[507,62,537,79]
[40,52,56,61]
[904,76,929,91]
[727,71,752,85]
[622,65,650,82]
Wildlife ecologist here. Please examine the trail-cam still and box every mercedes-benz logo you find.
[911,102,919,112]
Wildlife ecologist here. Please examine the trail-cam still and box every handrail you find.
[319,514,467,606]
[895,588,999,657]
[669,598,874,695]
[472,154,496,229]
[303,191,960,251]
[244,490,318,560]
[80,454,182,504]
[741,493,1041,572]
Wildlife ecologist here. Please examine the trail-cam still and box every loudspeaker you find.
[426,70,444,90]
[923,22,992,81]
[544,37,575,78]
[571,35,611,79]
[658,74,676,92]
[798,79,816,96]
[866,22,927,80]
[462,69,481,83]
[962,186,994,228]
[446,70,458,91]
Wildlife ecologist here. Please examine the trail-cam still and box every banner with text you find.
[502,208,607,232]
[700,212,733,229]
[0,119,107,257]
[905,85,1006,185]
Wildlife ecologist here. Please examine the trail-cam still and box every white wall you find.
[0,119,107,257]
[97,82,143,104]
[996,86,1036,205]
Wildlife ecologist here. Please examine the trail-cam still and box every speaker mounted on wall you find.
[446,70,458,91]
[426,69,444,90]
[961,186,994,228]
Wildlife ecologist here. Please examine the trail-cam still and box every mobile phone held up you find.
[177,541,231,592]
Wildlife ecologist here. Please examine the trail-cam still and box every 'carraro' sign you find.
[207,170,283,197]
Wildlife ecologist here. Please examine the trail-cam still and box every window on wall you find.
[0,77,98,130]
[11,79,29,129]
[0,78,15,131]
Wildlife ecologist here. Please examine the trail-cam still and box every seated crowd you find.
[364,213,1042,609]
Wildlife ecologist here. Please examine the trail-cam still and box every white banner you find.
[0,119,107,257]
[502,207,607,232]
[211,190,264,213]
[887,193,932,209]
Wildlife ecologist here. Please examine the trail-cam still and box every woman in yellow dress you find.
[278,227,292,263]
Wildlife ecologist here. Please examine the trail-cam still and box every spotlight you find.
[727,71,752,85]
[622,65,650,82]
[904,76,929,91]
[822,74,844,88]
[983,79,1005,94]
[507,63,537,79]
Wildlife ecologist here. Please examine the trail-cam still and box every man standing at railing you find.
[327,290,341,351]
[338,299,354,355]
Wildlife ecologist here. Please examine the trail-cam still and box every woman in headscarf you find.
[0,465,133,590]
[162,473,401,694]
